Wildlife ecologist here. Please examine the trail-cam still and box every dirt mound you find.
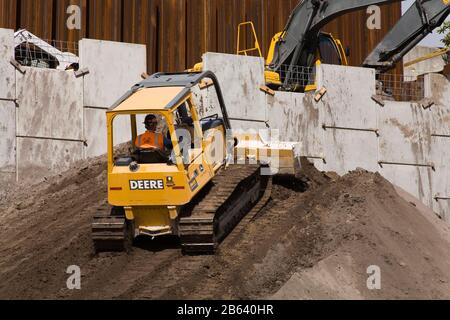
[0,158,450,300]
[272,168,450,299]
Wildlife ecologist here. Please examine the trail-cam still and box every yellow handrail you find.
[404,47,450,68]
[236,21,263,58]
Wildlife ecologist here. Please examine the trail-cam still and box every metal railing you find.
[271,64,317,91]
[376,73,425,102]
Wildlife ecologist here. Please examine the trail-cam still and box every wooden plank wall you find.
[0,0,402,74]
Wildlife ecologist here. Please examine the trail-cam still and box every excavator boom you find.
[272,0,403,66]
[270,0,402,87]
[271,0,450,88]
[363,0,450,71]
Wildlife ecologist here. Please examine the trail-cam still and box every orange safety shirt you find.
[135,131,165,150]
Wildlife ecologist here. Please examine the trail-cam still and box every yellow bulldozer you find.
[92,71,299,254]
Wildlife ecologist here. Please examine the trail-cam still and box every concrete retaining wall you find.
[1,31,449,223]
[84,110,134,158]
[16,137,84,181]
[200,53,450,222]
[428,74,450,222]
[80,39,146,158]
[0,28,146,182]
[202,53,268,131]
[0,28,15,100]
[317,65,380,175]
[79,39,147,108]
[0,101,16,180]
[16,67,84,140]
[0,28,16,184]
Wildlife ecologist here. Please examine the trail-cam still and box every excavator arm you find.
[363,0,450,72]
[269,0,402,88]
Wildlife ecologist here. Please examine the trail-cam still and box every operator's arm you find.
[135,134,141,149]
[164,134,173,151]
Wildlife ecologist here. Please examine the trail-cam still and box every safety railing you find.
[271,64,317,91]
[15,38,79,70]
[376,73,425,102]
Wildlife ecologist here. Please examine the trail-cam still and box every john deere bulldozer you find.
[92,71,299,254]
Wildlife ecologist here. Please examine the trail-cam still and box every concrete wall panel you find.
[203,53,266,123]
[191,84,223,120]
[378,101,432,165]
[431,136,450,223]
[320,65,378,129]
[17,137,83,182]
[0,28,15,100]
[16,67,83,140]
[427,74,450,222]
[380,165,433,209]
[324,130,379,176]
[80,39,146,108]
[0,172,16,187]
[267,92,324,164]
[427,74,450,137]
[0,101,16,173]
[84,108,133,158]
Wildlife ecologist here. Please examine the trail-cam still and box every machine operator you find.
[135,114,172,151]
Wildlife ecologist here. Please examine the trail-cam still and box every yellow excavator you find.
[195,0,450,92]
[92,71,299,254]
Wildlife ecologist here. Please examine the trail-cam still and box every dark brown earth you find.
[1,156,450,300]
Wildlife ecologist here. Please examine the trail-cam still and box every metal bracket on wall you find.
[434,195,450,201]
[371,94,385,107]
[431,133,450,138]
[314,87,327,103]
[16,135,88,147]
[378,161,435,171]
[0,97,17,103]
[419,98,434,110]
[322,124,380,137]
[260,85,276,96]
[10,59,26,74]
[74,68,89,78]
[305,156,326,164]
[229,118,270,128]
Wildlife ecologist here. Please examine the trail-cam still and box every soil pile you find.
[1,158,450,300]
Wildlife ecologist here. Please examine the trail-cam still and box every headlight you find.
[166,176,175,186]
[129,161,140,172]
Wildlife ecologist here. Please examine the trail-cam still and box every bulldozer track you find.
[91,165,271,255]
[179,164,268,255]
[222,176,273,248]
[92,207,130,253]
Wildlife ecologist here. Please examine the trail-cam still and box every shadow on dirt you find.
[133,235,181,252]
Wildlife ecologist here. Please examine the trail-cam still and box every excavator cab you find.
[265,31,348,92]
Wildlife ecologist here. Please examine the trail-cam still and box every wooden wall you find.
[0,0,402,73]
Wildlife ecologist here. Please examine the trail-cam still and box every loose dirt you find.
[1,157,450,300]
